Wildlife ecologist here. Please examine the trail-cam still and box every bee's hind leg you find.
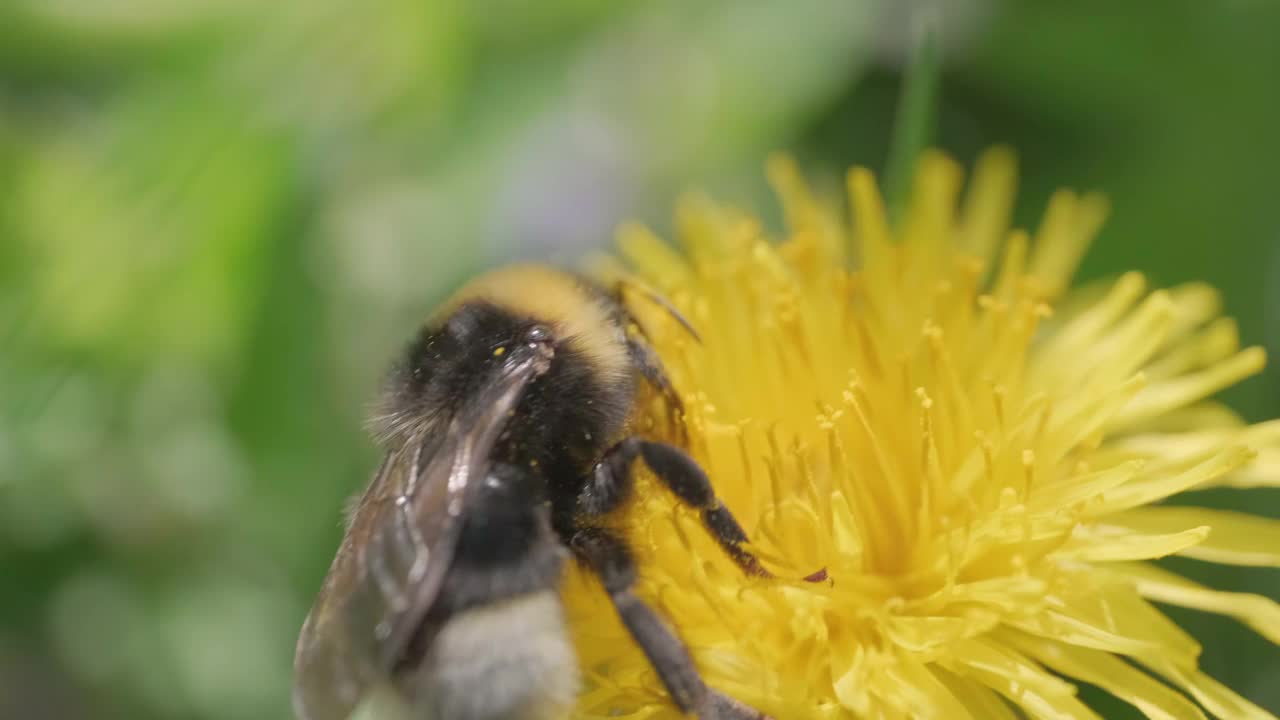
[569,526,771,720]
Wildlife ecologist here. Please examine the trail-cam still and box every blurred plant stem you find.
[883,11,940,226]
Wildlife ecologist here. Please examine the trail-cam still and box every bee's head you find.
[371,301,555,445]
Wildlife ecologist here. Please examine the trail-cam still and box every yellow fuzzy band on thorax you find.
[441,264,630,384]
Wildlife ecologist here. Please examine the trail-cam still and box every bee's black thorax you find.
[496,342,634,483]
[385,289,636,481]
[379,295,633,453]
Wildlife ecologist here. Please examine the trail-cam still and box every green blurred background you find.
[1,2,1277,718]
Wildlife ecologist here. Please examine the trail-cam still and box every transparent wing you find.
[292,356,542,720]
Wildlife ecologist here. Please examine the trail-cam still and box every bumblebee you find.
[293,265,772,720]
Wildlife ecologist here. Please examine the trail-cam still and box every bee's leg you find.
[637,440,770,578]
[577,438,769,578]
[626,335,680,404]
[569,526,771,720]
[625,335,689,443]
[610,277,702,345]
[576,436,641,517]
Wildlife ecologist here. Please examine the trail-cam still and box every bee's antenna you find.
[619,279,702,344]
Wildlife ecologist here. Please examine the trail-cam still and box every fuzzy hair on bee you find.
[293,265,772,720]
[368,266,633,452]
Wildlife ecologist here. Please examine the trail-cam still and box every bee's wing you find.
[292,356,542,720]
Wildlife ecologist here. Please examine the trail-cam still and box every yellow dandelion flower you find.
[563,148,1280,719]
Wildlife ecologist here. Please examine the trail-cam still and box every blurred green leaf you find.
[14,82,293,371]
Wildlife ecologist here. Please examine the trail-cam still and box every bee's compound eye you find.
[525,324,552,344]
[523,324,556,368]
